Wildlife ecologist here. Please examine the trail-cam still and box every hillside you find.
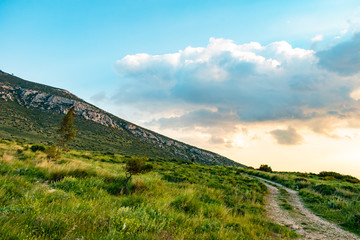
[0,140,298,239]
[1,140,359,239]
[0,71,244,167]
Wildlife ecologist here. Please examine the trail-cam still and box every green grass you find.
[237,168,360,236]
[0,139,299,239]
[278,188,293,211]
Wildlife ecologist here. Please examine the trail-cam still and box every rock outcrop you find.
[0,72,245,167]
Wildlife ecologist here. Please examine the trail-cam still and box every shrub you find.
[45,145,58,160]
[120,156,153,194]
[296,180,311,189]
[125,156,153,175]
[30,144,46,152]
[294,178,311,189]
[258,164,272,172]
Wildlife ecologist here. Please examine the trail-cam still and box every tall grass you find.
[0,140,299,239]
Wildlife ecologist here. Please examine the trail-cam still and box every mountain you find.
[0,70,245,167]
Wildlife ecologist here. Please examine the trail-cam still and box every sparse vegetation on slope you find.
[0,139,298,239]
[0,71,244,167]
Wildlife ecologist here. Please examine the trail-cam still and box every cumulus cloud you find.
[317,33,360,75]
[114,36,360,139]
[270,127,304,145]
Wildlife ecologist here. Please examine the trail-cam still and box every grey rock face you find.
[0,83,244,167]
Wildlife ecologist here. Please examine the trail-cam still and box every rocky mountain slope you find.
[0,70,245,167]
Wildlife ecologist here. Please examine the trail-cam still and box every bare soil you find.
[259,177,360,240]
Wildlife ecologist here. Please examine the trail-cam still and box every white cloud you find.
[350,88,360,101]
[311,34,323,43]
[114,36,360,145]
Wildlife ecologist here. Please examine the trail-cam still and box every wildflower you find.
[123,222,126,230]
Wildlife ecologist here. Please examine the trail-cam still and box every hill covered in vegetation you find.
[0,71,244,167]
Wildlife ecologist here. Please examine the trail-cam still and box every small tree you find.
[45,145,58,162]
[258,164,272,172]
[57,106,76,156]
[120,156,153,194]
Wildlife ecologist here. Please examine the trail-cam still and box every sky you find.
[1,0,360,178]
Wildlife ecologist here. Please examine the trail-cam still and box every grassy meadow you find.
[0,139,299,239]
[238,168,360,236]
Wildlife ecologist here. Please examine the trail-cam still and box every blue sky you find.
[1,0,358,92]
[1,0,360,177]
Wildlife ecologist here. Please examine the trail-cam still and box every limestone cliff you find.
[0,71,245,167]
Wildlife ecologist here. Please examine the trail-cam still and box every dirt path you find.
[258,177,360,240]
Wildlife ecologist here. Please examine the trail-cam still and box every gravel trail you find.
[258,177,359,240]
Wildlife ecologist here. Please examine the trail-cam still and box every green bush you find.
[319,171,343,179]
[258,164,272,172]
[45,145,57,160]
[30,144,46,152]
[296,180,311,190]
